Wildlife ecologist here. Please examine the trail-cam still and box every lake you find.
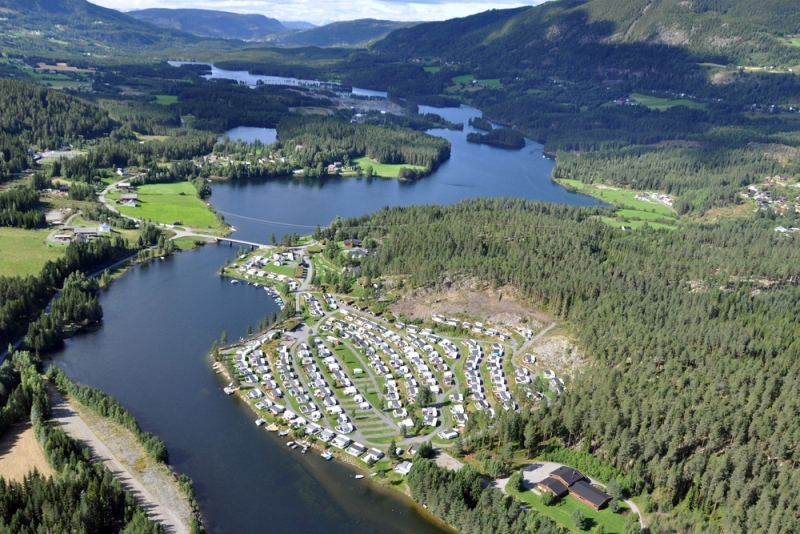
[48,66,603,533]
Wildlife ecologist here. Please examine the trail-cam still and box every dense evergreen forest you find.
[466,129,525,150]
[324,199,800,532]
[0,238,131,351]
[277,115,451,173]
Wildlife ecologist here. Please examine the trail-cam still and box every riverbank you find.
[48,386,193,534]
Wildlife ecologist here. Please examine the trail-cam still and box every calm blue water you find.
[48,71,601,534]
[219,126,278,144]
[210,104,602,243]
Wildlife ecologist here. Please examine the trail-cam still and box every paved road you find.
[48,387,188,534]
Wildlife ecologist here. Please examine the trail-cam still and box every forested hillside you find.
[376,0,800,67]
[275,19,418,47]
[326,199,800,532]
[128,8,285,40]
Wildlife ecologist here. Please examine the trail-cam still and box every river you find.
[47,67,603,533]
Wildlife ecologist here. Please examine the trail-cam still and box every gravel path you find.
[48,387,189,534]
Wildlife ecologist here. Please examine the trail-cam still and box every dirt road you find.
[48,387,189,534]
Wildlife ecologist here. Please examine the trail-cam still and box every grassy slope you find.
[153,95,177,105]
[0,227,67,277]
[106,182,221,229]
[352,156,426,178]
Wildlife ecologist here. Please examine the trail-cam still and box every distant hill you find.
[129,8,285,40]
[376,0,800,66]
[276,19,419,47]
[280,21,316,30]
[0,0,199,49]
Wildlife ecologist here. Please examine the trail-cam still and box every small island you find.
[466,128,525,149]
[468,117,493,131]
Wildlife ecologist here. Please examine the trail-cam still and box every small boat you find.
[354,475,364,479]
[370,473,377,477]
[302,447,308,454]
[287,442,297,449]
[321,452,333,461]
[278,429,290,436]
[255,418,266,426]
[230,279,239,284]
[223,387,234,395]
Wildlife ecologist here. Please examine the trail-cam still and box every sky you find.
[94,0,549,25]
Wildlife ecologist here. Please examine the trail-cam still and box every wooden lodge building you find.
[537,466,612,510]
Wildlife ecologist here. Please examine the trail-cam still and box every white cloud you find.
[97,0,548,24]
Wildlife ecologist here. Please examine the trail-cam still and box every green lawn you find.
[508,486,630,533]
[630,93,707,111]
[153,95,178,105]
[560,180,676,217]
[264,263,297,277]
[424,66,441,73]
[0,227,68,277]
[352,156,426,179]
[786,37,800,47]
[106,182,223,230]
[451,74,500,87]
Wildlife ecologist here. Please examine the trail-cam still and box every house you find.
[542,466,612,510]
[394,461,413,476]
[550,466,587,487]
[407,444,420,456]
[537,477,569,498]
[343,239,362,248]
[119,194,138,205]
[438,429,459,440]
[73,227,99,238]
[99,223,111,233]
[346,442,366,457]
[568,480,612,510]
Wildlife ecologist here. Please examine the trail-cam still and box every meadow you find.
[153,95,178,105]
[0,227,67,277]
[508,486,630,534]
[106,182,223,230]
[630,93,707,111]
[352,156,426,178]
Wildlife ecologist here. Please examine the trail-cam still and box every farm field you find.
[106,182,223,230]
[451,74,501,87]
[630,93,707,111]
[153,94,178,105]
[352,156,426,179]
[0,227,68,277]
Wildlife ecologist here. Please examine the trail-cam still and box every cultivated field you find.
[107,182,223,230]
[0,227,67,277]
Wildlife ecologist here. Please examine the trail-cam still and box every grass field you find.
[0,227,68,277]
[560,180,679,230]
[424,66,441,73]
[630,93,707,111]
[153,95,178,105]
[451,74,501,88]
[508,486,630,533]
[106,182,223,230]
[785,37,800,47]
[352,156,426,179]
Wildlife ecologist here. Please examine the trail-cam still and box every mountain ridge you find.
[128,8,286,41]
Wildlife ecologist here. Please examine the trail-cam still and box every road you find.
[48,387,189,534]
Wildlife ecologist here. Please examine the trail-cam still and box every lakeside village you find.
[206,240,623,525]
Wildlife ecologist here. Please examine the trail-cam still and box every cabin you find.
[394,461,413,476]
[343,238,362,248]
[569,480,612,510]
[542,466,612,510]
